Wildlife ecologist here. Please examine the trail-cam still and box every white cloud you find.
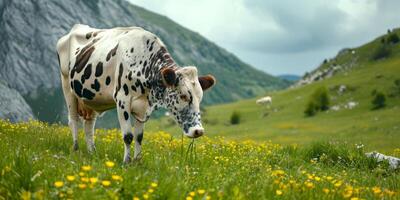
[129,0,400,75]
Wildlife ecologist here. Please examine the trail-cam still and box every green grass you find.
[146,31,400,153]
[0,120,399,199]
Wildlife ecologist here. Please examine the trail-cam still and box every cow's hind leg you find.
[61,75,80,151]
[116,95,133,164]
[84,114,97,153]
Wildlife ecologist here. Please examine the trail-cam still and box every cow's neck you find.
[144,47,178,117]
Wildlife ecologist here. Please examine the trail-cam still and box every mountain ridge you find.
[0,0,288,124]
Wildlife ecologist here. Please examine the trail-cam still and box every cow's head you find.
[161,66,215,138]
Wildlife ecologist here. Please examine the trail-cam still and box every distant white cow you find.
[256,96,272,105]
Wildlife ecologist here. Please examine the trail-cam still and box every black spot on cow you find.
[143,60,147,67]
[114,63,123,99]
[70,81,74,90]
[123,111,129,120]
[128,71,133,80]
[146,39,149,45]
[57,53,60,67]
[95,62,103,77]
[137,71,141,76]
[91,79,100,92]
[123,84,129,95]
[130,48,134,53]
[106,44,119,61]
[131,85,136,92]
[93,31,102,37]
[105,76,111,85]
[73,42,96,74]
[82,88,95,100]
[139,61,142,64]
[149,41,154,51]
[73,80,83,97]
[123,132,133,145]
[136,132,143,145]
[85,32,92,39]
[81,64,92,83]
[135,79,145,94]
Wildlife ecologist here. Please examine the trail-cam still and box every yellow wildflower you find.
[133,197,140,200]
[112,175,123,181]
[78,184,87,189]
[272,169,285,176]
[89,177,98,184]
[305,182,314,189]
[151,182,158,187]
[334,181,342,188]
[105,161,115,168]
[102,180,111,187]
[276,190,283,196]
[323,188,330,194]
[66,175,75,182]
[372,187,381,194]
[198,189,206,195]
[54,181,64,188]
[143,193,149,199]
[350,198,359,200]
[186,197,193,200]
[20,191,31,200]
[79,172,85,177]
[189,191,196,196]
[81,165,92,171]
[148,188,154,193]
[81,177,89,183]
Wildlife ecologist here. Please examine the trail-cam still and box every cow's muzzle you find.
[186,127,204,138]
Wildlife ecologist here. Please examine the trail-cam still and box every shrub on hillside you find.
[304,86,330,117]
[389,79,400,97]
[230,111,241,125]
[304,101,318,117]
[371,44,391,60]
[371,91,386,110]
[387,33,399,44]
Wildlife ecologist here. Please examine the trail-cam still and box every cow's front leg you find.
[133,118,144,160]
[116,97,133,164]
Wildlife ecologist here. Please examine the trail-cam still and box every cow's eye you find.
[180,94,189,102]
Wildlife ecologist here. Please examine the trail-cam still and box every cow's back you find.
[57,24,159,111]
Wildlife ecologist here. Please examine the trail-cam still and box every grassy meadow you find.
[0,120,399,200]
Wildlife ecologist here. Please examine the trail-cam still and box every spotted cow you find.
[57,24,216,163]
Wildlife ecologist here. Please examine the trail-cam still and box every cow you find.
[56,24,216,163]
[256,96,272,105]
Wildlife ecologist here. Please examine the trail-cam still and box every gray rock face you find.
[0,0,288,123]
[0,82,34,122]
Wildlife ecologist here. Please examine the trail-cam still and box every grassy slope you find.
[146,30,400,153]
[0,120,399,199]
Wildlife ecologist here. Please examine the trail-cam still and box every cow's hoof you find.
[123,156,131,164]
[87,146,96,154]
[133,155,142,162]
[73,143,79,151]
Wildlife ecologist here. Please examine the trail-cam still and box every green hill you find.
[146,28,400,153]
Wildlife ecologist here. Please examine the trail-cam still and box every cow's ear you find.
[198,75,216,91]
[161,67,177,87]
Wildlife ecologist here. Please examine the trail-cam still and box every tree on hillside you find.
[387,33,399,44]
[304,86,330,117]
[372,44,391,60]
[230,111,241,125]
[371,91,386,110]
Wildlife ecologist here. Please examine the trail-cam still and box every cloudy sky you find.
[129,0,400,76]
